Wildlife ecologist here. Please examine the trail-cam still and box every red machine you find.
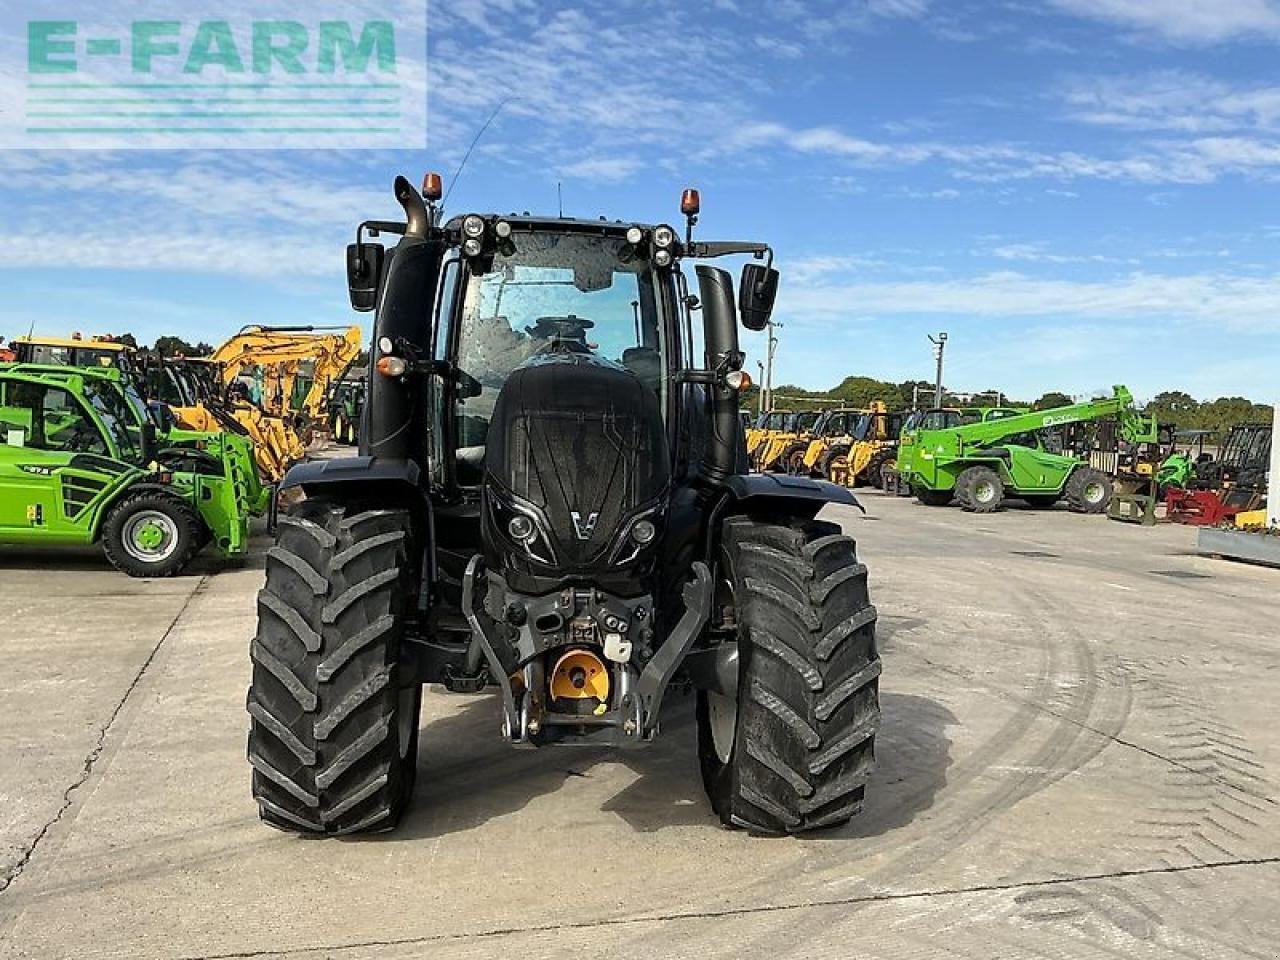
[1164,488,1243,527]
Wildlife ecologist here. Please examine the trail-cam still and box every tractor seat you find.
[621,347,662,393]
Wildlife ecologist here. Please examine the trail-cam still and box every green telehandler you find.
[0,365,252,576]
[897,386,1158,513]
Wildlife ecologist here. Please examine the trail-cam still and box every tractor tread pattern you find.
[718,516,879,834]
[247,504,417,835]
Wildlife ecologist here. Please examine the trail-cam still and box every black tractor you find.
[246,175,881,836]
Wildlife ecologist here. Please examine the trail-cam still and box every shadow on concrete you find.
[384,689,955,842]
[825,693,956,839]
[0,545,121,573]
[0,546,261,578]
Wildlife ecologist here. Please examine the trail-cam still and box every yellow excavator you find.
[211,325,363,440]
[152,354,301,482]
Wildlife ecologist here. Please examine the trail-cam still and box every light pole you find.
[765,319,782,413]
[756,361,766,416]
[928,332,948,408]
[1269,402,1279,529]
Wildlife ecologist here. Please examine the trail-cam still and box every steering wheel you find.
[63,422,102,453]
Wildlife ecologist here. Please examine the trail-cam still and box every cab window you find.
[0,382,108,455]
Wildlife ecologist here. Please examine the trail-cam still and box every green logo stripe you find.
[26,126,403,133]
[29,110,401,117]
[29,97,399,103]
[28,81,400,89]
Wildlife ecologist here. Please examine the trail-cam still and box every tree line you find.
[746,376,1273,439]
[100,333,216,356]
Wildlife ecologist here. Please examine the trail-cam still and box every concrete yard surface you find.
[1,493,1278,959]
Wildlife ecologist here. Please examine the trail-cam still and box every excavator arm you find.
[212,325,363,421]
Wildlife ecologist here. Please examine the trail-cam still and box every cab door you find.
[0,380,64,537]
[0,379,121,542]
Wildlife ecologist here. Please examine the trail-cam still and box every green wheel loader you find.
[0,365,251,576]
[896,386,1157,513]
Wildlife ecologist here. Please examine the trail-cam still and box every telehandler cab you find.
[247,176,882,836]
[746,409,800,461]
[754,410,821,472]
[826,404,905,488]
[0,365,250,576]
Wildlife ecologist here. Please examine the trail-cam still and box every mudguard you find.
[723,472,863,519]
[278,455,423,495]
[274,456,427,532]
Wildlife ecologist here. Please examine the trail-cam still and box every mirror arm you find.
[685,241,773,267]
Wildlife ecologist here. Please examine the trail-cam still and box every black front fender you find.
[722,473,863,519]
[279,456,425,502]
[273,456,428,535]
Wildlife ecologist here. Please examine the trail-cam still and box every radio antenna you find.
[442,97,515,211]
[557,181,564,218]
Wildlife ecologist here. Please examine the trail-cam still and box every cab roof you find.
[0,363,125,384]
[13,336,130,352]
[445,213,659,237]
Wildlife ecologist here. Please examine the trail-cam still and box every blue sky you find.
[2,0,1280,402]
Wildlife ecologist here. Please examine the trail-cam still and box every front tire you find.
[956,466,1004,513]
[698,516,880,834]
[1065,467,1113,514]
[101,491,202,578]
[247,504,422,835]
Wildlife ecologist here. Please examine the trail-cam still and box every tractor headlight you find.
[462,215,486,238]
[488,489,557,565]
[625,226,645,245]
[654,249,673,268]
[609,507,663,565]
[495,220,513,239]
[653,225,676,249]
[462,237,483,257]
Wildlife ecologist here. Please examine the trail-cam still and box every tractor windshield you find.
[454,231,669,447]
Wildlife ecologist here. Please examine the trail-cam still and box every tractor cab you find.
[247,174,881,838]
[11,335,138,377]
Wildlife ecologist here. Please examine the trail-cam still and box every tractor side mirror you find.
[738,263,779,331]
[149,401,177,433]
[456,370,483,400]
[346,242,386,313]
[141,421,158,464]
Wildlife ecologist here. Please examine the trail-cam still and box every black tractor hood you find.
[482,349,669,584]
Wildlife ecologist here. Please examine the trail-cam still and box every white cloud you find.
[783,269,1280,330]
[979,242,1135,265]
[556,157,645,183]
[1060,71,1280,132]
[1048,0,1280,44]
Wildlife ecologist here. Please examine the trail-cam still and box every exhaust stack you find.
[393,175,430,239]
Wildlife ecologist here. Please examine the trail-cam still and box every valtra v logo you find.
[570,511,599,541]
